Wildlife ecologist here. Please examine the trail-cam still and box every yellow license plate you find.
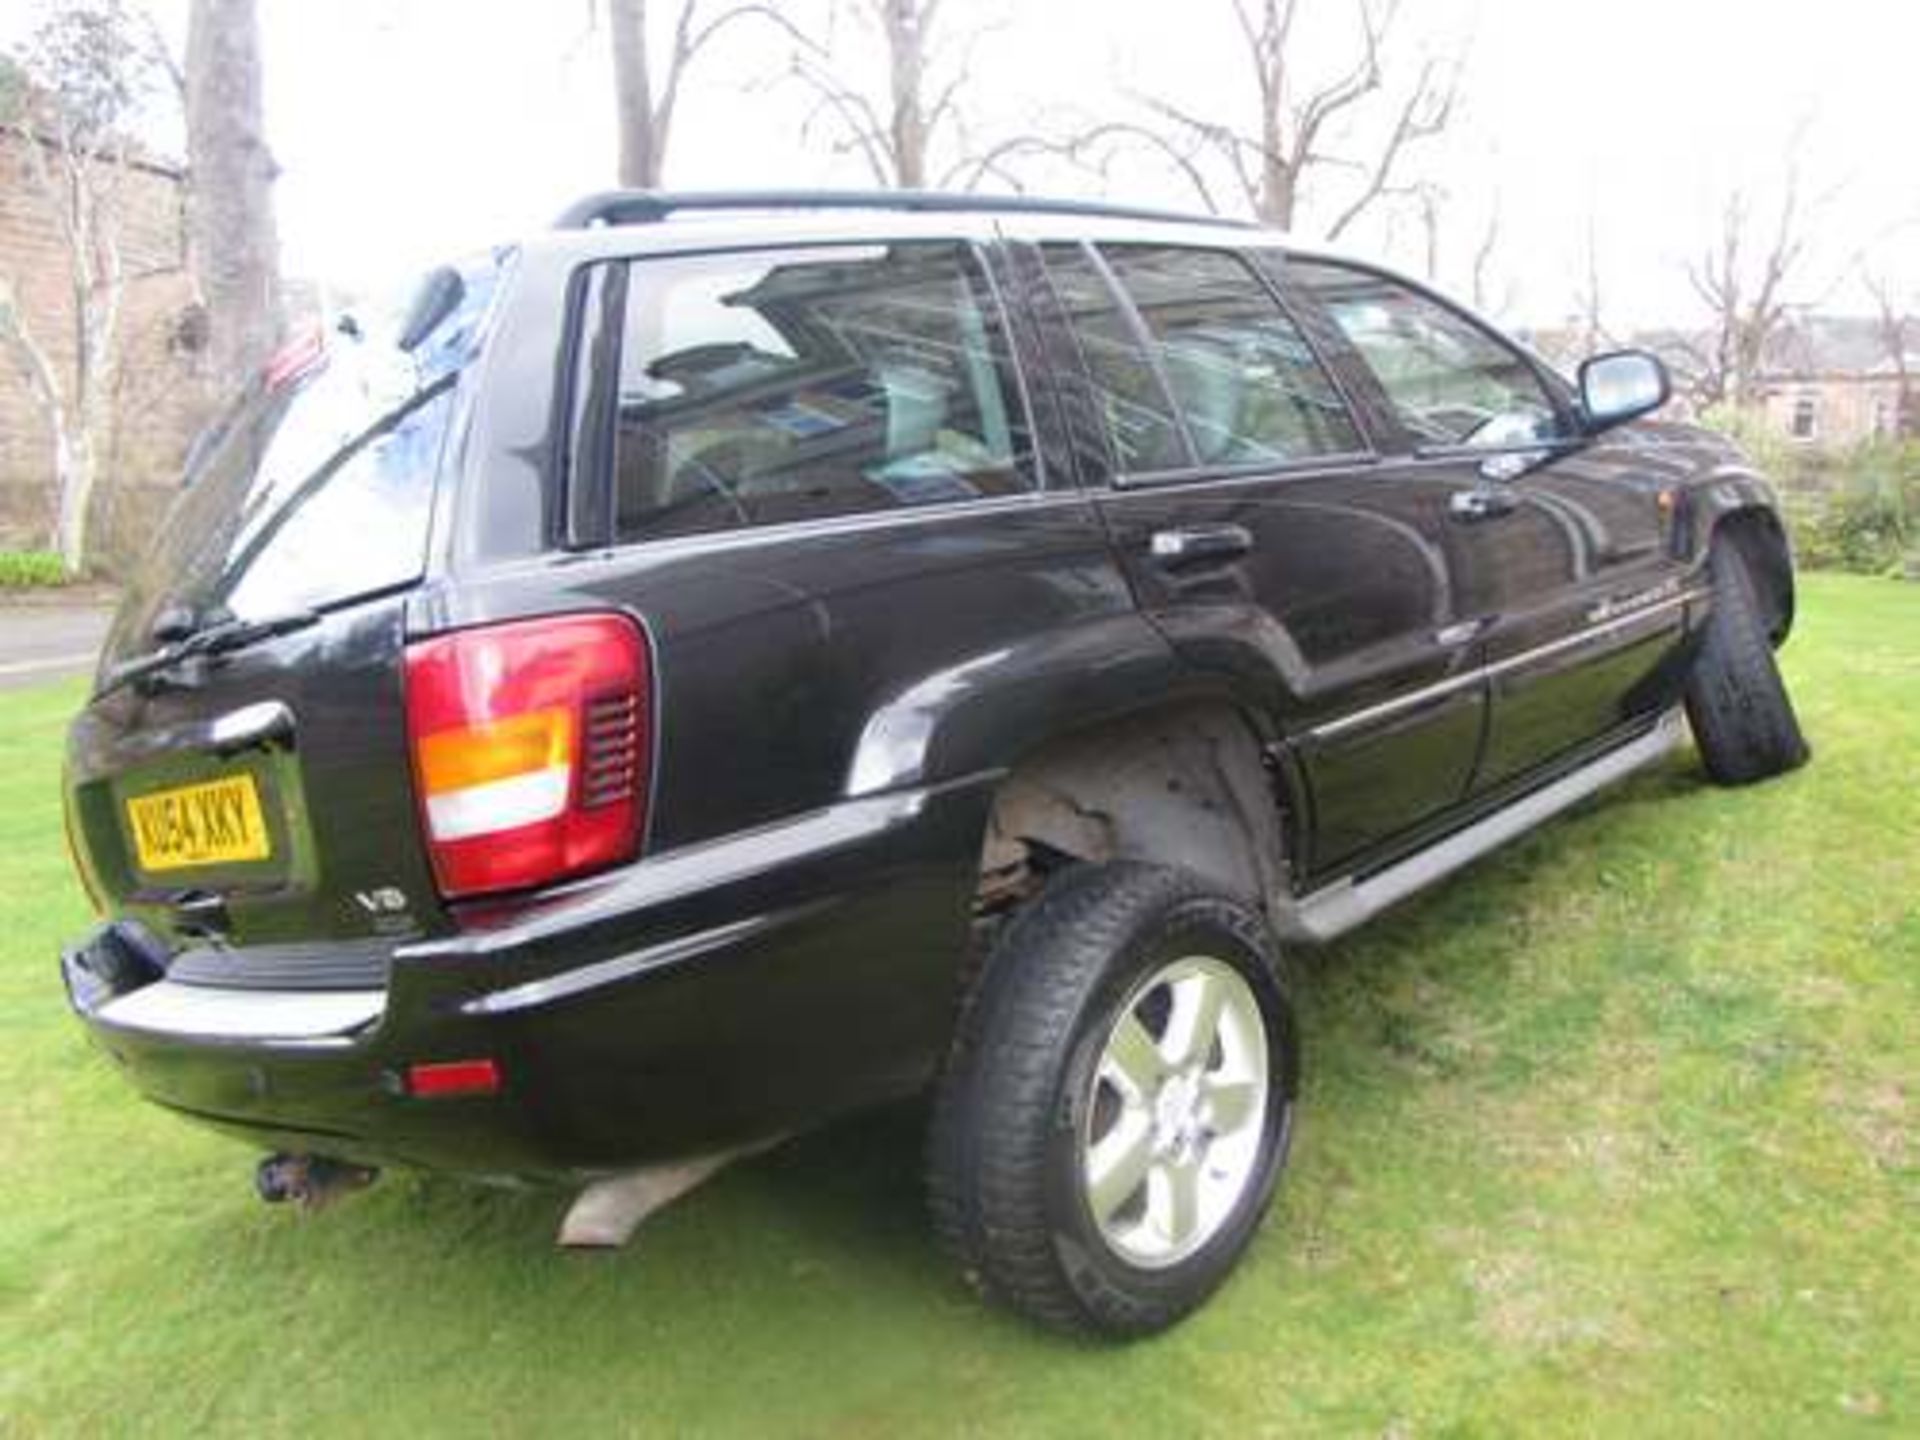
[126,774,272,871]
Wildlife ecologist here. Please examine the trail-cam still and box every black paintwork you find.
[58,203,1796,1182]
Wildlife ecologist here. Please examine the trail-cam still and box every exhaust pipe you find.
[255,1153,379,1209]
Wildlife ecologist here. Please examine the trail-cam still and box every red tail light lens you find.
[406,1058,502,1099]
[404,614,650,899]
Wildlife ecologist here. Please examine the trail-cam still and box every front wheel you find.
[926,862,1299,1338]
[1684,545,1810,785]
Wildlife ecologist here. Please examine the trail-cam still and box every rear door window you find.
[1039,243,1189,475]
[599,242,1036,543]
[1095,245,1363,469]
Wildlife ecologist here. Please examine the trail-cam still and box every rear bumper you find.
[63,778,994,1181]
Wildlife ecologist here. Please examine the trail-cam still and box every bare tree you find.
[1409,181,1442,281]
[184,0,281,386]
[1572,210,1611,357]
[607,0,799,188]
[1863,269,1914,438]
[1686,172,1810,409]
[1468,196,1505,316]
[785,0,1000,189]
[0,1,163,572]
[1044,0,1458,237]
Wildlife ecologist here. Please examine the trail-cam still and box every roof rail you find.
[553,188,1257,232]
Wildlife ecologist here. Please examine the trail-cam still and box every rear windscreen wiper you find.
[99,607,321,697]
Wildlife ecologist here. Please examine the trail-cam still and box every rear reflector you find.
[406,1058,502,1098]
[405,614,651,899]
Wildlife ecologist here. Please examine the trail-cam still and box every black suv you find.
[60,191,1808,1337]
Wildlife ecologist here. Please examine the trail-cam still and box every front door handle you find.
[1149,524,1254,568]
[1448,486,1520,523]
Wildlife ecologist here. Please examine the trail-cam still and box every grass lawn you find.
[1,574,1914,1437]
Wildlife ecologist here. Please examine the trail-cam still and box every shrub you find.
[0,551,72,589]
[1701,410,1920,577]
[1792,440,1920,576]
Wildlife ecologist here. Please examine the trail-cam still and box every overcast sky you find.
[78,0,1920,330]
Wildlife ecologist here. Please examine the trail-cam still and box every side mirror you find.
[1578,350,1670,433]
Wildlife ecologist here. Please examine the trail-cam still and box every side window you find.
[604,242,1034,542]
[1039,243,1187,474]
[1097,245,1363,467]
[1290,260,1568,450]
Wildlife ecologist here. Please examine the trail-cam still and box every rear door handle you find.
[1448,486,1520,523]
[1149,524,1254,568]
[1435,618,1489,647]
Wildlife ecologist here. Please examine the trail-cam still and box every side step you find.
[1275,711,1685,944]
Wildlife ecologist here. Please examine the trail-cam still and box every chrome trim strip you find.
[516,491,1095,576]
[95,982,384,1045]
[1306,668,1481,745]
[1307,590,1703,745]
[1277,711,1684,943]
[1107,452,1380,493]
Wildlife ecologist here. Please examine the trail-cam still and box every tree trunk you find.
[610,0,661,189]
[884,0,927,188]
[186,0,283,389]
[1256,97,1293,228]
[52,423,95,575]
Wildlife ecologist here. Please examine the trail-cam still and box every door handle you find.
[1434,618,1488,648]
[1149,524,1254,568]
[1448,486,1519,523]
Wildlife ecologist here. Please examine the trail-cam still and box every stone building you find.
[1522,313,1915,449]
[0,127,216,572]
[1752,315,1916,449]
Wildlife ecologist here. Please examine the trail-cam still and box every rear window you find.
[111,252,507,648]
[592,241,1037,543]
[153,366,456,622]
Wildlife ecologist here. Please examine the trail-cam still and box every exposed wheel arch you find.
[975,702,1291,922]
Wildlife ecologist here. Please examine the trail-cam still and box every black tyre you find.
[1684,545,1810,785]
[927,862,1299,1338]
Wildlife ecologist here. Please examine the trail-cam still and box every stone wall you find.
[0,130,218,574]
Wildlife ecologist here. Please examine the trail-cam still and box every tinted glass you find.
[109,250,507,652]
[1040,243,1187,474]
[126,353,454,632]
[1290,260,1567,449]
[608,242,1034,542]
[214,378,456,618]
[1099,245,1362,466]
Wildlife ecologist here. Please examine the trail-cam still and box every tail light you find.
[404,614,650,899]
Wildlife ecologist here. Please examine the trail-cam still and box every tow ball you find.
[255,1153,380,1209]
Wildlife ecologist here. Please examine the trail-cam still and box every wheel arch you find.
[974,699,1293,924]
[840,614,1308,926]
[1709,504,1796,645]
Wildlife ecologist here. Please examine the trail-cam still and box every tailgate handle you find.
[200,701,295,758]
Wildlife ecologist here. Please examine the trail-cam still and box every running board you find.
[1275,711,1685,944]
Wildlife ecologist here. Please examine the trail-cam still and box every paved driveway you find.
[0,603,115,692]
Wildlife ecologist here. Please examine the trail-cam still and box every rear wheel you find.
[927,862,1298,1337]
[1684,544,1810,785]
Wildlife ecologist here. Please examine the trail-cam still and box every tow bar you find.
[255,1153,380,1209]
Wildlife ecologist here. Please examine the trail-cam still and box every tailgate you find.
[66,595,449,965]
